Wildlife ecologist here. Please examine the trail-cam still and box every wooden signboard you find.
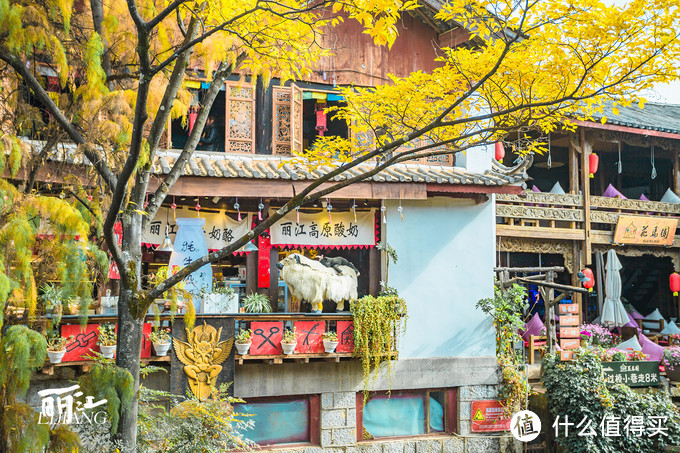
[613,215,677,246]
[559,302,581,361]
[602,361,660,387]
[560,338,580,350]
[559,327,579,338]
[559,315,579,327]
[293,321,324,353]
[336,321,354,353]
[250,321,283,355]
[558,304,579,315]
[470,400,511,432]
[61,323,152,361]
[560,350,576,361]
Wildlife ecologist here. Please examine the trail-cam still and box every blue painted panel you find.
[235,399,309,445]
[363,394,443,438]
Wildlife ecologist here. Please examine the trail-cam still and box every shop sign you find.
[613,215,677,246]
[471,400,511,432]
[142,207,252,251]
[601,361,661,387]
[269,209,375,248]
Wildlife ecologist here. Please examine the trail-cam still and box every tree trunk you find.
[114,214,144,451]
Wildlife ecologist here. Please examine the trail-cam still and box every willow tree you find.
[1,0,680,450]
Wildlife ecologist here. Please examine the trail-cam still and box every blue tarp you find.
[363,394,444,437]
[235,400,309,445]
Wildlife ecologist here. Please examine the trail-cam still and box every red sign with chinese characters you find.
[293,321,324,353]
[560,327,580,338]
[250,321,283,355]
[336,321,355,353]
[558,304,579,315]
[471,400,511,432]
[560,338,580,350]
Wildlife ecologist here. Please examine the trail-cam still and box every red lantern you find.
[582,268,595,292]
[589,152,599,178]
[495,142,505,163]
[670,273,680,296]
[315,104,327,136]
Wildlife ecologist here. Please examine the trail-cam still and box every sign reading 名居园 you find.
[269,209,375,248]
[471,400,511,432]
[336,321,355,353]
[142,207,252,250]
[250,321,283,355]
[559,302,581,361]
[293,321,325,353]
[613,215,677,246]
[601,361,661,387]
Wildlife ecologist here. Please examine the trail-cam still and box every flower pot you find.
[666,365,680,382]
[323,340,339,353]
[281,342,296,355]
[47,350,66,364]
[235,342,251,355]
[99,344,116,359]
[153,342,171,356]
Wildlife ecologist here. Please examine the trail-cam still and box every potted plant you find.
[663,347,680,381]
[235,329,252,355]
[242,292,272,313]
[150,327,172,356]
[281,327,297,355]
[40,284,63,326]
[202,282,238,313]
[323,331,339,353]
[45,332,74,364]
[97,323,117,358]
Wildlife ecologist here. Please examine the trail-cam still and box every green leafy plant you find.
[476,282,531,415]
[97,323,117,346]
[45,332,74,352]
[212,280,235,296]
[282,327,297,344]
[350,294,407,405]
[322,331,338,341]
[78,362,135,435]
[242,292,272,313]
[235,329,252,344]
[149,327,171,344]
[543,349,680,452]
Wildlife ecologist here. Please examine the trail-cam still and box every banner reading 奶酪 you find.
[142,207,252,251]
[269,209,376,248]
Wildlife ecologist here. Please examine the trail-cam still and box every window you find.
[233,395,320,446]
[357,389,457,440]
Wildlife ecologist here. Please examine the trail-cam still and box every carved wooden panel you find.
[593,244,680,269]
[497,192,583,207]
[272,86,292,155]
[496,204,584,222]
[497,237,574,273]
[291,84,303,154]
[589,211,621,225]
[590,196,680,215]
[225,81,254,153]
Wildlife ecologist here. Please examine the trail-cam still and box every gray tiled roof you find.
[153,150,529,186]
[588,101,680,135]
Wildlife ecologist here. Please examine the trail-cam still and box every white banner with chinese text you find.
[269,209,376,248]
[142,207,251,251]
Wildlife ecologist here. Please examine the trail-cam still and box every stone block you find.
[460,402,471,418]
[335,391,356,408]
[415,440,443,453]
[321,429,333,448]
[346,408,357,427]
[322,393,335,409]
[357,443,382,453]
[403,442,416,453]
[382,442,403,453]
[466,437,499,453]
[443,437,464,453]
[332,427,356,446]
[459,420,471,436]
[463,385,499,400]
[323,409,347,429]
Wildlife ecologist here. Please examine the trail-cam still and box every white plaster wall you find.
[385,196,496,358]
[455,142,493,173]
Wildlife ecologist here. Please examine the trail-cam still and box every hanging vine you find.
[350,294,407,406]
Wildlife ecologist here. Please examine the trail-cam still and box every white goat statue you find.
[277,253,358,312]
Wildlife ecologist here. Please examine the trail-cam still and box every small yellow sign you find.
[473,409,485,421]
[613,215,677,246]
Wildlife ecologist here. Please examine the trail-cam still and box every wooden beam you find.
[580,128,592,265]
[572,119,680,140]
[569,136,580,194]
[496,225,586,241]
[495,266,565,273]
[515,277,589,294]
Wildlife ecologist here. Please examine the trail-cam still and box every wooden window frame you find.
[233,394,320,449]
[355,388,458,442]
[225,80,256,154]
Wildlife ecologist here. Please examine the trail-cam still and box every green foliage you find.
[149,326,171,344]
[242,292,272,313]
[97,322,117,346]
[350,294,407,405]
[476,282,531,415]
[78,363,134,435]
[5,403,51,453]
[137,384,253,453]
[282,327,297,343]
[3,325,47,397]
[543,350,680,452]
[235,329,252,344]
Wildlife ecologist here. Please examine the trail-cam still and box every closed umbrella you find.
[601,250,628,327]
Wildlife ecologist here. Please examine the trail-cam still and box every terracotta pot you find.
[153,342,171,356]
[47,350,66,364]
[99,344,116,359]
[281,342,296,355]
[323,340,339,353]
[235,342,251,355]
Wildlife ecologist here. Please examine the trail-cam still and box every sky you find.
[646,81,680,105]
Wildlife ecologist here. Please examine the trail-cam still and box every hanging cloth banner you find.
[269,209,376,248]
[142,207,252,251]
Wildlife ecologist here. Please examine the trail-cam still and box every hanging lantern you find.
[670,273,680,296]
[581,268,595,292]
[188,105,199,133]
[589,152,599,178]
[494,142,505,163]
[315,103,327,136]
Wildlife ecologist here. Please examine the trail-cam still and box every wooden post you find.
[269,246,280,311]
[595,251,605,322]
[368,247,380,296]
[546,270,556,353]
[674,149,680,194]
[580,128,592,265]
[255,76,272,155]
[569,136,580,195]
[572,241,583,324]
[246,250,258,295]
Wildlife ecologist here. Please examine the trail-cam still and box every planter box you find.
[202,293,239,314]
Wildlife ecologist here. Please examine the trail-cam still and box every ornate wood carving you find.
[225,81,255,153]
[497,204,584,222]
[497,192,583,207]
[592,245,680,269]
[497,237,574,273]
[590,196,680,215]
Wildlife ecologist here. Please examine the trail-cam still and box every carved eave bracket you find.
[497,237,574,273]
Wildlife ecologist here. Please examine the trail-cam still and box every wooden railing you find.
[496,192,680,244]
